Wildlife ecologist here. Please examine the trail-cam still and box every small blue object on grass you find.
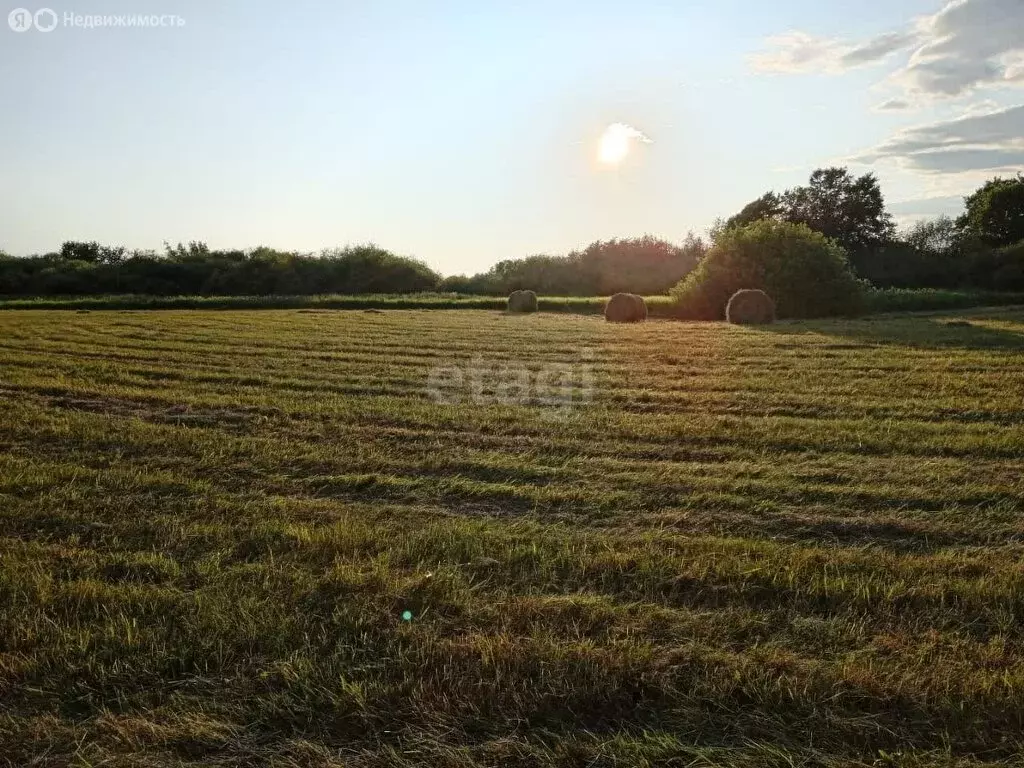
[401,610,413,621]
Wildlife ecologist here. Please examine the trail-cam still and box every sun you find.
[598,126,630,165]
[597,122,652,166]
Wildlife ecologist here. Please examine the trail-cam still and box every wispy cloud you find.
[893,0,1024,98]
[873,98,911,112]
[749,30,916,74]
[603,123,653,144]
[751,0,1024,177]
[751,0,1024,100]
[853,103,1024,173]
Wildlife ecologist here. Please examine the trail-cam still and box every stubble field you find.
[1,306,1024,767]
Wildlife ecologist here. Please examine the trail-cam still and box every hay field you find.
[2,307,1024,767]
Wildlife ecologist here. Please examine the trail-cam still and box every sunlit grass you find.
[1,307,1023,766]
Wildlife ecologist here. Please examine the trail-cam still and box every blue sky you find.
[2,0,1022,275]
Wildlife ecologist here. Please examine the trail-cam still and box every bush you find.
[850,241,966,289]
[982,240,1024,291]
[726,289,776,324]
[604,293,647,323]
[672,220,865,319]
[507,290,538,313]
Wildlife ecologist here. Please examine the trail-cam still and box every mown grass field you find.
[1,306,1024,767]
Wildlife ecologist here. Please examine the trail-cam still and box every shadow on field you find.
[763,308,1024,351]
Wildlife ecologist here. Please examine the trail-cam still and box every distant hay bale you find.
[604,293,647,323]
[507,290,538,313]
[631,294,648,322]
[726,289,776,325]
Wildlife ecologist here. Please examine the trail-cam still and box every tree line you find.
[2,172,1022,297]
[0,236,708,298]
[718,169,1024,292]
[437,234,708,296]
[0,243,441,297]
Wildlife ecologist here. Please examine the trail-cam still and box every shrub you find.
[850,241,966,289]
[672,220,865,319]
[604,292,647,323]
[506,290,538,313]
[992,247,1024,291]
[726,289,776,324]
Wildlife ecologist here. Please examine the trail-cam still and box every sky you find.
[1,0,1022,275]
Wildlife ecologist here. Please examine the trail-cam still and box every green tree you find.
[724,168,895,255]
[59,241,102,262]
[848,216,969,289]
[59,241,128,264]
[781,168,894,253]
[957,175,1024,247]
[450,235,706,296]
[671,219,865,319]
[724,192,783,230]
[902,216,960,256]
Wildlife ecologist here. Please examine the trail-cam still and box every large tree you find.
[902,216,960,257]
[725,168,895,255]
[724,192,783,230]
[957,175,1024,248]
[781,168,894,253]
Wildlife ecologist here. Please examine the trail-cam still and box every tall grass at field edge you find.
[1,288,1022,316]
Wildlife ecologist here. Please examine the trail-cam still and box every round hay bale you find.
[631,293,648,322]
[726,289,776,325]
[507,290,538,313]
[604,292,647,323]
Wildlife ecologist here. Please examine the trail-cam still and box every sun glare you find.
[597,122,652,165]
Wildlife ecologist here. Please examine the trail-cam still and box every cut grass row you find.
[1,307,1023,765]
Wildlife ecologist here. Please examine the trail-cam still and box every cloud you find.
[1007,52,1024,82]
[894,0,1024,97]
[751,0,1024,101]
[864,104,1024,155]
[603,123,652,145]
[901,148,1024,173]
[959,99,1002,116]
[874,98,911,111]
[854,103,1024,173]
[750,30,916,74]
[842,32,918,67]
